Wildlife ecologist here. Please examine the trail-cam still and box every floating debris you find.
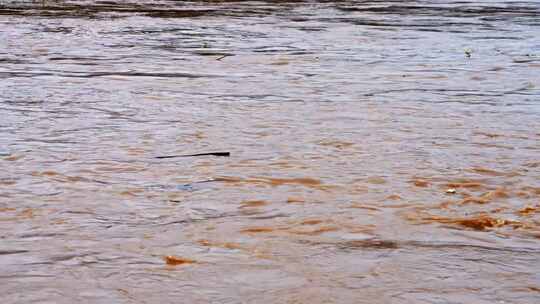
[155,152,230,159]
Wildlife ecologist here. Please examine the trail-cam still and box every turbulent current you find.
[1,1,540,303]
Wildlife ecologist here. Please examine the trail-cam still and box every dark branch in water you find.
[155,152,230,159]
[0,250,30,255]
[216,54,233,61]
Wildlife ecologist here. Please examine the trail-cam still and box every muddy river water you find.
[1,1,540,303]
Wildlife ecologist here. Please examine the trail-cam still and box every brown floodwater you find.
[1,0,540,303]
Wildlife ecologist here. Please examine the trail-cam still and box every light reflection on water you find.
[1,1,540,303]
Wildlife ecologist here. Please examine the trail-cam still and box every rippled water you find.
[1,0,540,303]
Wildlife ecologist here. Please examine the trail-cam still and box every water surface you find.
[1,1,540,303]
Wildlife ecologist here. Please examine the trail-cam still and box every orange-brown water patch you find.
[241,227,275,234]
[510,286,540,294]
[422,215,521,231]
[239,200,269,208]
[18,208,36,219]
[44,170,62,176]
[164,256,196,266]
[3,154,24,161]
[516,191,532,199]
[517,205,540,216]
[453,217,517,230]
[198,239,212,246]
[126,147,147,156]
[386,194,402,200]
[264,177,322,187]
[30,171,97,184]
[288,225,340,236]
[444,181,485,189]
[32,170,60,177]
[268,161,306,169]
[0,180,16,186]
[52,219,67,225]
[0,207,16,212]
[287,197,305,204]
[300,219,325,225]
[216,176,331,191]
[411,179,430,187]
